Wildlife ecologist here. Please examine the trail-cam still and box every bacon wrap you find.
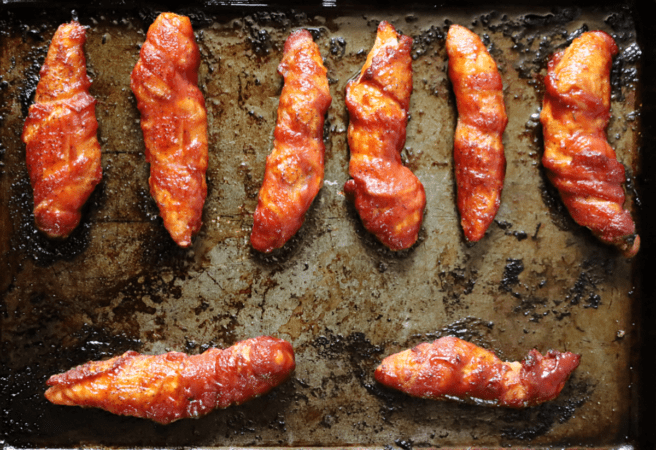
[446,25,507,242]
[251,29,332,253]
[21,22,102,238]
[131,12,208,247]
[344,21,426,251]
[45,336,295,424]
[375,336,580,408]
[540,31,639,257]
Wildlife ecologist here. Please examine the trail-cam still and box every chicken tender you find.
[45,336,295,424]
[21,21,102,238]
[375,336,580,408]
[541,31,639,257]
[344,21,426,251]
[251,29,332,253]
[446,25,507,242]
[131,13,208,247]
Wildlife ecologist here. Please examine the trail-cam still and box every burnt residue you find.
[500,379,593,441]
[243,11,311,56]
[508,256,612,323]
[539,173,578,232]
[565,258,612,309]
[493,220,529,241]
[7,169,100,267]
[330,36,346,57]
[500,258,524,292]
[18,44,48,118]
[483,8,584,79]
[411,24,446,60]
[312,331,385,382]
[435,267,477,316]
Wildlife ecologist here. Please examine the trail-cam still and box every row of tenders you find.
[22,13,640,256]
[24,11,623,424]
[45,335,581,424]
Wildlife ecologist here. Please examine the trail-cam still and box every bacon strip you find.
[540,31,639,257]
[446,25,507,242]
[21,21,102,238]
[251,29,332,253]
[344,21,426,251]
[131,13,208,247]
[375,336,580,408]
[45,336,295,424]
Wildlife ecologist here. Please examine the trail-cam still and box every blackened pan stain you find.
[567,269,602,308]
[330,36,346,57]
[411,25,446,60]
[418,317,495,352]
[112,296,156,317]
[8,172,98,266]
[539,176,577,232]
[492,220,529,241]
[312,331,385,394]
[500,258,524,292]
[395,438,414,450]
[243,12,292,57]
[513,230,528,241]
[136,8,162,31]
[18,45,48,118]
[500,379,592,441]
[435,267,477,316]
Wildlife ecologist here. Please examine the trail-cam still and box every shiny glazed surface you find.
[447,24,507,243]
[251,29,332,253]
[21,21,103,238]
[344,21,426,251]
[540,31,639,257]
[130,12,208,247]
[375,336,580,408]
[45,336,296,424]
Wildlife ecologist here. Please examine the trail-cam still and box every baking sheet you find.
[0,1,646,448]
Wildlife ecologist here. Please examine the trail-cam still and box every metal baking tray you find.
[1,0,654,448]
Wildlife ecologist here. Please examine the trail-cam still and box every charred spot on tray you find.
[512,294,550,323]
[237,158,261,200]
[435,267,477,317]
[312,331,386,395]
[419,317,495,354]
[500,258,524,292]
[566,265,605,309]
[538,175,577,232]
[8,173,96,266]
[330,36,346,57]
[500,378,592,441]
[18,44,48,118]
[411,25,446,60]
[395,438,414,450]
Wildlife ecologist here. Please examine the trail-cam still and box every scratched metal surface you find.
[0,2,643,448]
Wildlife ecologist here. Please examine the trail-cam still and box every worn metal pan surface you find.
[1,0,653,448]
